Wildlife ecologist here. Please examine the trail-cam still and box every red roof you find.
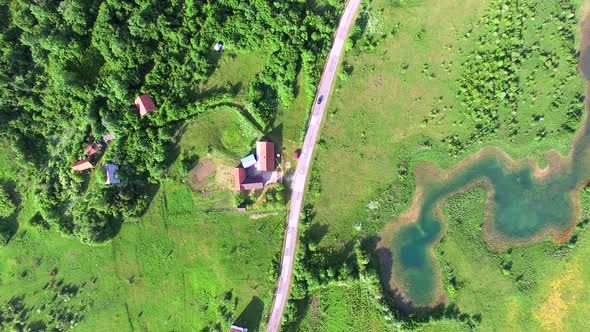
[71,160,93,171]
[84,145,96,156]
[134,94,156,117]
[256,141,275,171]
[233,168,246,191]
[84,142,102,156]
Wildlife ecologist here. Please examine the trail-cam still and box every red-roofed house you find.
[256,141,275,171]
[84,142,102,156]
[134,94,156,117]
[233,168,246,191]
[71,159,93,172]
[229,325,248,332]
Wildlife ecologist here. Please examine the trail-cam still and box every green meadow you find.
[295,0,590,329]
[0,102,285,331]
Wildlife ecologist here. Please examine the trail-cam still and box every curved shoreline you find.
[378,141,589,309]
[378,8,590,309]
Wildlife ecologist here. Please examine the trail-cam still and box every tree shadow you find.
[27,320,46,331]
[2,180,21,206]
[371,236,439,314]
[1,295,30,329]
[205,49,223,77]
[305,222,328,245]
[0,181,20,242]
[267,123,283,155]
[234,296,264,331]
[214,101,265,133]
[196,82,242,100]
[369,237,482,328]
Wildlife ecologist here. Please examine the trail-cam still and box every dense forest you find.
[0,0,342,244]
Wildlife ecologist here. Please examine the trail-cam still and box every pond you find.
[377,11,590,309]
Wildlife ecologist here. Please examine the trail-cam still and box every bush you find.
[0,187,15,218]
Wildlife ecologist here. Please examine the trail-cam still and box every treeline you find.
[0,0,341,244]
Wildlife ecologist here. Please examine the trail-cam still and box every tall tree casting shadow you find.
[234,296,264,331]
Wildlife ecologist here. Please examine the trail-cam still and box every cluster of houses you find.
[71,94,157,185]
[233,141,276,191]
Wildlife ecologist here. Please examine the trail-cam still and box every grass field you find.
[311,0,584,245]
[201,49,269,101]
[295,0,590,329]
[296,281,396,332]
[0,96,287,330]
[437,185,590,330]
[0,180,284,331]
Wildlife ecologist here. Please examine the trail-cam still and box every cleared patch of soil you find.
[187,159,216,191]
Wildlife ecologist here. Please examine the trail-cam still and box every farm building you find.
[134,94,156,117]
[241,154,257,168]
[104,163,121,185]
[71,160,93,172]
[84,142,102,156]
[233,168,246,191]
[233,140,279,191]
[229,325,247,332]
[214,42,224,51]
[256,141,275,171]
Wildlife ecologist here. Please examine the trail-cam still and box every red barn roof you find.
[84,145,96,156]
[256,141,275,171]
[134,94,156,117]
[233,168,246,191]
[71,160,93,172]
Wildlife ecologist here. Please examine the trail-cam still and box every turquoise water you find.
[389,153,583,305]
[382,13,590,308]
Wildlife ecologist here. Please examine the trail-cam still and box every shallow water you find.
[380,11,590,309]
[388,153,583,305]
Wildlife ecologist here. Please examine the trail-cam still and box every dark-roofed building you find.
[256,141,275,171]
[135,94,156,117]
[233,167,246,191]
[71,159,93,172]
[104,163,121,185]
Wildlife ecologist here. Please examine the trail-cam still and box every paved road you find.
[265,1,362,331]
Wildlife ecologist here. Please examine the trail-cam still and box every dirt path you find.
[264,1,363,331]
